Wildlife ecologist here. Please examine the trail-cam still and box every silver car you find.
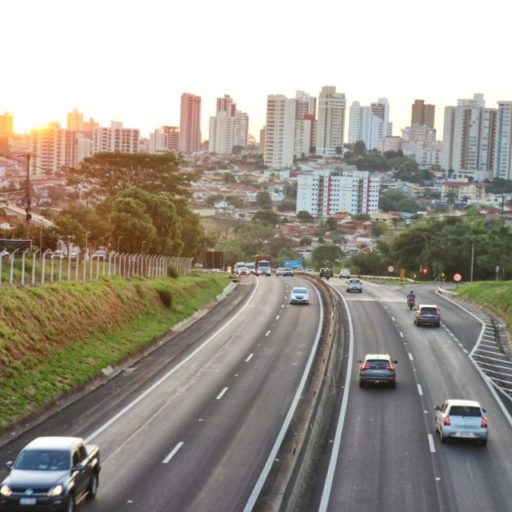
[434,399,488,445]
[346,278,363,293]
[289,287,309,305]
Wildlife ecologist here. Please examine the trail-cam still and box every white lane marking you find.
[319,285,354,512]
[163,442,184,464]
[85,278,261,443]
[477,361,512,371]
[476,348,508,357]
[281,304,285,308]
[417,384,423,396]
[437,290,512,428]
[275,315,280,320]
[428,434,436,453]
[399,332,404,338]
[265,330,271,337]
[408,353,414,361]
[245,353,254,363]
[391,316,396,322]
[244,284,324,512]
[473,353,511,364]
[216,387,228,400]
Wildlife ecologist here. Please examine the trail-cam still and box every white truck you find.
[256,259,271,276]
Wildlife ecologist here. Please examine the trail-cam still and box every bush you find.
[167,263,179,278]
[155,287,172,308]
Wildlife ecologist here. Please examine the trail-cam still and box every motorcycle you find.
[407,297,415,310]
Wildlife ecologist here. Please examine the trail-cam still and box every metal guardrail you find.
[0,251,192,287]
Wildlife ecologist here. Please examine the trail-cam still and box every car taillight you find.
[361,365,370,370]
[384,365,394,371]
[443,416,451,426]
[481,416,488,428]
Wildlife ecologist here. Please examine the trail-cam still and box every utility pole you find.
[25,153,31,239]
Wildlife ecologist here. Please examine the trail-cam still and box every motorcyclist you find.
[407,290,416,308]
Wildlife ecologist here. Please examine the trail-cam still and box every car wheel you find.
[439,430,447,444]
[66,494,76,512]
[359,380,364,388]
[88,472,99,500]
[390,381,396,389]
[480,438,488,446]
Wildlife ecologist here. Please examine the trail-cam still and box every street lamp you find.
[141,240,147,253]
[117,235,124,253]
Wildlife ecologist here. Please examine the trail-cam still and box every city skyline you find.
[3,0,511,140]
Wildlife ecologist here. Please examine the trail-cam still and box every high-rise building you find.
[494,101,512,180]
[29,122,78,176]
[93,122,140,154]
[348,98,390,150]
[316,86,346,156]
[208,95,248,154]
[411,99,435,128]
[296,169,380,217]
[441,94,496,179]
[263,95,296,168]
[294,91,316,156]
[0,112,14,137]
[179,93,201,154]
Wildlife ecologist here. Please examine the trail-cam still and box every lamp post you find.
[117,235,124,253]
[141,240,147,254]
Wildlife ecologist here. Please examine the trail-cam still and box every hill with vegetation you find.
[0,273,229,429]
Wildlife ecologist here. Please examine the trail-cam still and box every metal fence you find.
[0,250,192,287]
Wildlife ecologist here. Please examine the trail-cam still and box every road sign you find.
[284,260,303,269]
[453,273,462,282]
[387,266,394,273]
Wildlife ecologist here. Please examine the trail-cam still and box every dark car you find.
[359,354,397,388]
[414,304,441,327]
[319,268,332,278]
[0,436,100,512]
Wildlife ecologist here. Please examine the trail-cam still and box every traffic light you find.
[421,267,429,276]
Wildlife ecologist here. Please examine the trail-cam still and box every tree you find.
[66,152,195,200]
[223,172,236,183]
[326,217,338,231]
[253,210,279,226]
[297,210,314,223]
[312,245,343,269]
[108,187,183,255]
[206,194,224,206]
[256,191,272,209]
[299,236,312,246]
[231,145,244,156]
[277,199,296,212]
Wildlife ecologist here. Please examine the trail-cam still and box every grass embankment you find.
[0,274,229,429]
[457,281,512,334]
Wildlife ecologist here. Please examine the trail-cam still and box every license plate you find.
[20,498,37,505]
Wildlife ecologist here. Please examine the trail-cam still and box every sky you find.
[2,0,511,141]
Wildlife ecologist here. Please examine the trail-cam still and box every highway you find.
[0,275,324,512]
[316,278,512,512]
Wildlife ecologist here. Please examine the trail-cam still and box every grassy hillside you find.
[0,274,229,429]
[457,281,512,333]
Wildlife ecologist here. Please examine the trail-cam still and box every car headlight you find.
[0,485,12,497]
[48,485,64,497]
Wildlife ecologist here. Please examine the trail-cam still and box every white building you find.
[441,94,496,179]
[296,169,380,218]
[494,101,512,180]
[264,95,296,169]
[209,111,235,155]
[348,98,391,150]
[93,122,140,154]
[294,90,316,157]
[233,111,249,147]
[316,86,346,157]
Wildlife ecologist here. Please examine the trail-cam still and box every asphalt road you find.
[0,275,324,512]
[316,279,512,512]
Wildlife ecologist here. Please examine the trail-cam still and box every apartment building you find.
[296,169,380,218]
[93,121,140,154]
[348,98,391,150]
[316,86,346,157]
[494,101,512,180]
[179,93,201,155]
[263,95,295,168]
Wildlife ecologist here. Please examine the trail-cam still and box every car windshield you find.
[420,307,438,315]
[293,288,307,294]
[15,450,70,471]
[449,406,481,417]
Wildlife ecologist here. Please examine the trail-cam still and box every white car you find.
[289,287,309,305]
[434,399,488,445]
[339,268,351,279]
